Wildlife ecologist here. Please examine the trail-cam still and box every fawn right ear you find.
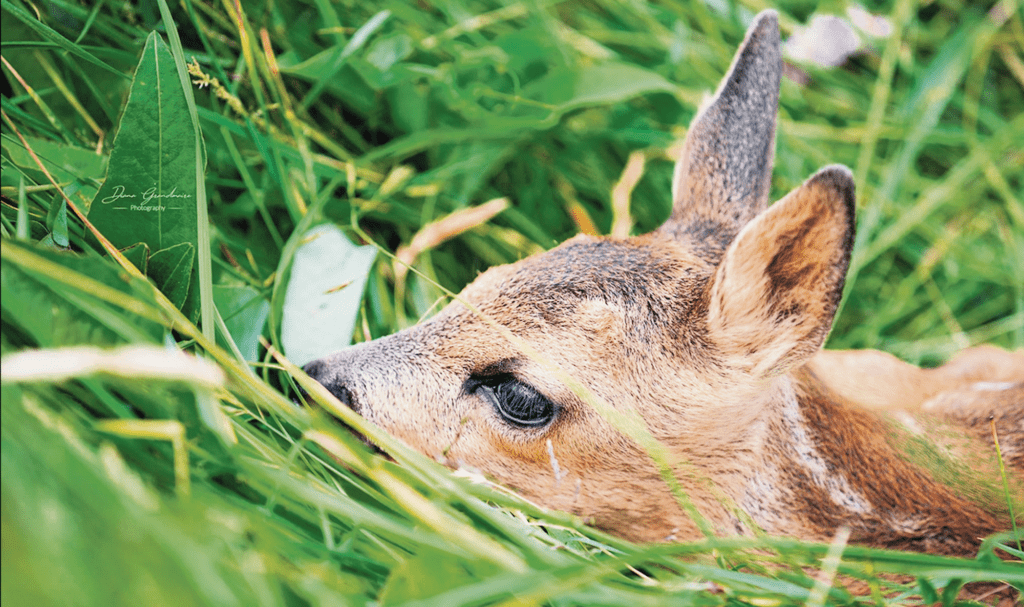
[706,165,856,378]
[660,10,781,259]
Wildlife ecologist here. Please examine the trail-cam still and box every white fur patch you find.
[970,381,1016,392]
[779,385,873,514]
[740,469,779,523]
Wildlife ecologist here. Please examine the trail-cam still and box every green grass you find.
[2,0,1023,606]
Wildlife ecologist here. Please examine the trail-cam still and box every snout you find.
[301,354,393,456]
[296,328,469,459]
[301,358,354,405]
[302,357,358,411]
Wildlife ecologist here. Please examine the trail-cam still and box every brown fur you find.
[303,11,1024,555]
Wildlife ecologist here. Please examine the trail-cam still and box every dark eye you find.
[471,374,556,428]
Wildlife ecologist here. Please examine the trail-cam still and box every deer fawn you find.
[304,11,1024,555]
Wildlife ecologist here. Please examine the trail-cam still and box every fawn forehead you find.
[455,234,714,337]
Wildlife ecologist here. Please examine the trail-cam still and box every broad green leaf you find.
[566,63,679,109]
[280,10,391,106]
[213,285,270,362]
[281,224,376,367]
[0,241,163,348]
[3,135,107,209]
[365,33,414,72]
[279,13,389,78]
[88,32,199,305]
[148,242,194,311]
[3,135,108,181]
[526,62,679,113]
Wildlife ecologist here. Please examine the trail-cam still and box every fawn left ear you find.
[706,165,856,378]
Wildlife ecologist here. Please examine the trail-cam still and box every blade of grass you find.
[156,0,215,344]
[1,0,128,79]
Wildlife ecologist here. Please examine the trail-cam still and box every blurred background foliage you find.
[4,0,1021,359]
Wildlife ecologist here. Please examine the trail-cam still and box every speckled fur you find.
[304,11,1024,554]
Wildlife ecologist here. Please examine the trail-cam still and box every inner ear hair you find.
[707,165,856,377]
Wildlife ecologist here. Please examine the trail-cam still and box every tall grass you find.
[2,0,1022,606]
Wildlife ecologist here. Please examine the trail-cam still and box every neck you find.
[738,368,1005,555]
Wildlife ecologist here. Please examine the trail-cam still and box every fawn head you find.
[304,11,857,541]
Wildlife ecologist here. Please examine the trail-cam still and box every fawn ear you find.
[660,10,781,258]
[707,165,855,378]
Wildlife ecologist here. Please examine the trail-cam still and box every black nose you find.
[300,358,381,455]
[302,359,356,409]
[302,358,324,378]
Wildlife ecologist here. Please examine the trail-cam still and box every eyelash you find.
[468,373,557,428]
